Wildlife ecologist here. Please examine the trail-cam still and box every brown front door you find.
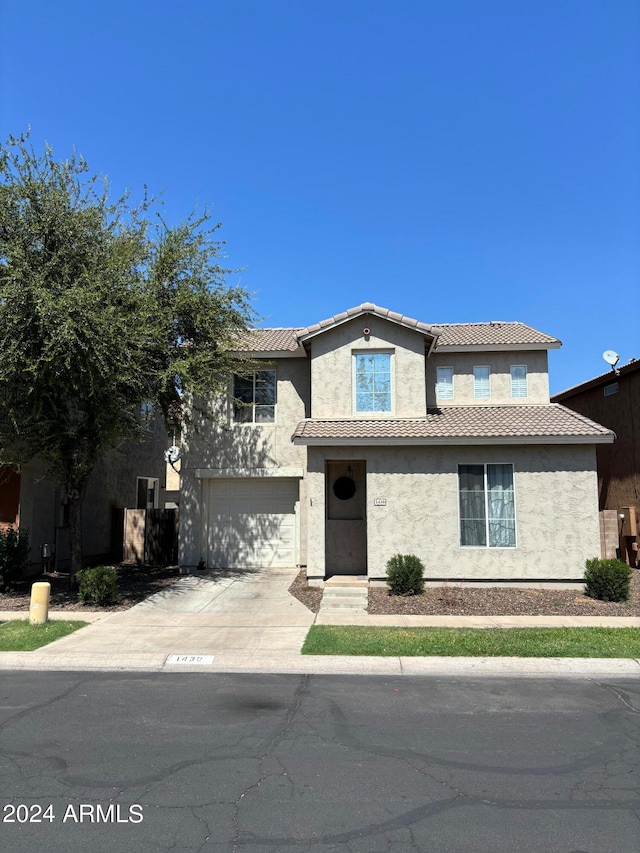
[325,460,367,576]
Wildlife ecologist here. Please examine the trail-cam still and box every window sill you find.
[458,545,517,550]
[231,421,277,428]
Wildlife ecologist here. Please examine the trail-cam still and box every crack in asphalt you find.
[2,674,639,850]
[231,675,309,852]
[592,680,640,715]
[0,675,93,730]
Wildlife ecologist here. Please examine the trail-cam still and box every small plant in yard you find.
[584,557,632,603]
[386,554,425,596]
[0,526,30,592]
[77,566,119,606]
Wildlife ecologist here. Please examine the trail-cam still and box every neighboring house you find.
[551,359,639,564]
[0,403,171,573]
[179,303,614,584]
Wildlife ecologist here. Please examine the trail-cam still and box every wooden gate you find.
[118,508,179,565]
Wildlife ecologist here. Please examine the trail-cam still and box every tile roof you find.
[297,303,435,338]
[292,405,614,444]
[231,328,303,353]
[231,309,561,353]
[431,322,561,348]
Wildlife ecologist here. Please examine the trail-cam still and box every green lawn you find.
[0,620,87,651]
[302,626,640,658]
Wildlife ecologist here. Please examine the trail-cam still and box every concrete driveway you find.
[34,567,315,664]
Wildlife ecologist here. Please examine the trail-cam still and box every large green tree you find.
[0,132,254,577]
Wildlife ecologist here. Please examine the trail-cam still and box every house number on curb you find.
[166,654,215,665]
[374,498,387,506]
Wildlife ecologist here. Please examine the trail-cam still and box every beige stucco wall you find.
[182,358,309,471]
[179,357,310,568]
[426,350,550,406]
[306,443,599,581]
[309,316,428,419]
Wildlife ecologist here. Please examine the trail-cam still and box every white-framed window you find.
[510,365,528,398]
[603,382,618,396]
[136,477,159,510]
[473,366,490,399]
[436,366,454,400]
[354,352,392,413]
[233,370,276,423]
[140,401,156,432]
[458,463,516,547]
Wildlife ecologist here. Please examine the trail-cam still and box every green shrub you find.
[584,557,632,603]
[0,526,31,591]
[386,554,425,596]
[77,566,119,606]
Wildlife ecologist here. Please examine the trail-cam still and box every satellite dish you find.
[602,350,620,368]
[164,445,182,465]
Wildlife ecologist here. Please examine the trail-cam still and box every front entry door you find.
[325,460,367,576]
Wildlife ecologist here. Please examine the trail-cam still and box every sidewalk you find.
[1,569,639,678]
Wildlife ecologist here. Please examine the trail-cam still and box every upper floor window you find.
[510,365,528,398]
[140,401,156,432]
[355,353,391,413]
[436,366,454,400]
[603,382,618,396]
[473,366,490,399]
[233,370,276,423]
[459,463,516,548]
[136,476,159,510]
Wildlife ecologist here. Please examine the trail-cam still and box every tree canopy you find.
[0,132,255,574]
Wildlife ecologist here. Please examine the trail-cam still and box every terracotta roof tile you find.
[231,312,560,354]
[431,322,560,348]
[298,303,435,338]
[292,405,613,444]
[232,328,302,353]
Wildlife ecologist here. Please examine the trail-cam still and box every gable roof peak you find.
[297,303,436,340]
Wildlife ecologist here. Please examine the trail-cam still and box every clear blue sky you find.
[2,1,638,393]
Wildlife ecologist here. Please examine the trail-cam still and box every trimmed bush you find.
[386,554,425,596]
[0,526,31,592]
[77,566,119,606]
[584,557,632,603]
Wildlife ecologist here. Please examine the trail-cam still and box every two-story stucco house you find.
[179,303,614,585]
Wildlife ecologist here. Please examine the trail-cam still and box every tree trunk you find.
[67,491,85,587]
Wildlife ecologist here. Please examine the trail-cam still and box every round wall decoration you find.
[333,476,356,501]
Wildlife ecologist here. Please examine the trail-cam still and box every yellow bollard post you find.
[29,582,51,625]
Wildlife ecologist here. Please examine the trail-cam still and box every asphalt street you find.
[1,672,639,852]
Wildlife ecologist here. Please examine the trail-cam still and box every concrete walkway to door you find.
[22,567,314,668]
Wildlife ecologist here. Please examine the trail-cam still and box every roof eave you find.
[434,342,562,353]
[552,360,640,400]
[293,434,615,447]
[297,307,437,344]
[229,346,307,358]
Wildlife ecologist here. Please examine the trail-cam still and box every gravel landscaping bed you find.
[368,571,640,616]
[0,565,183,612]
[289,570,324,612]
[6,566,637,618]
[288,569,640,617]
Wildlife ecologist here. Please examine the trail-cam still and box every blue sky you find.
[2,1,638,393]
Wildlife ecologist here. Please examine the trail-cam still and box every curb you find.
[0,651,639,678]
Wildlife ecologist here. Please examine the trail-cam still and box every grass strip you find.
[0,620,87,651]
[302,626,640,658]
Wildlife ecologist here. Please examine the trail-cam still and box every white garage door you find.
[205,478,298,568]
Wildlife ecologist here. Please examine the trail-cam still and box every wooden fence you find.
[112,508,179,565]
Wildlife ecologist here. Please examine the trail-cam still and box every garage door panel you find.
[206,478,298,569]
